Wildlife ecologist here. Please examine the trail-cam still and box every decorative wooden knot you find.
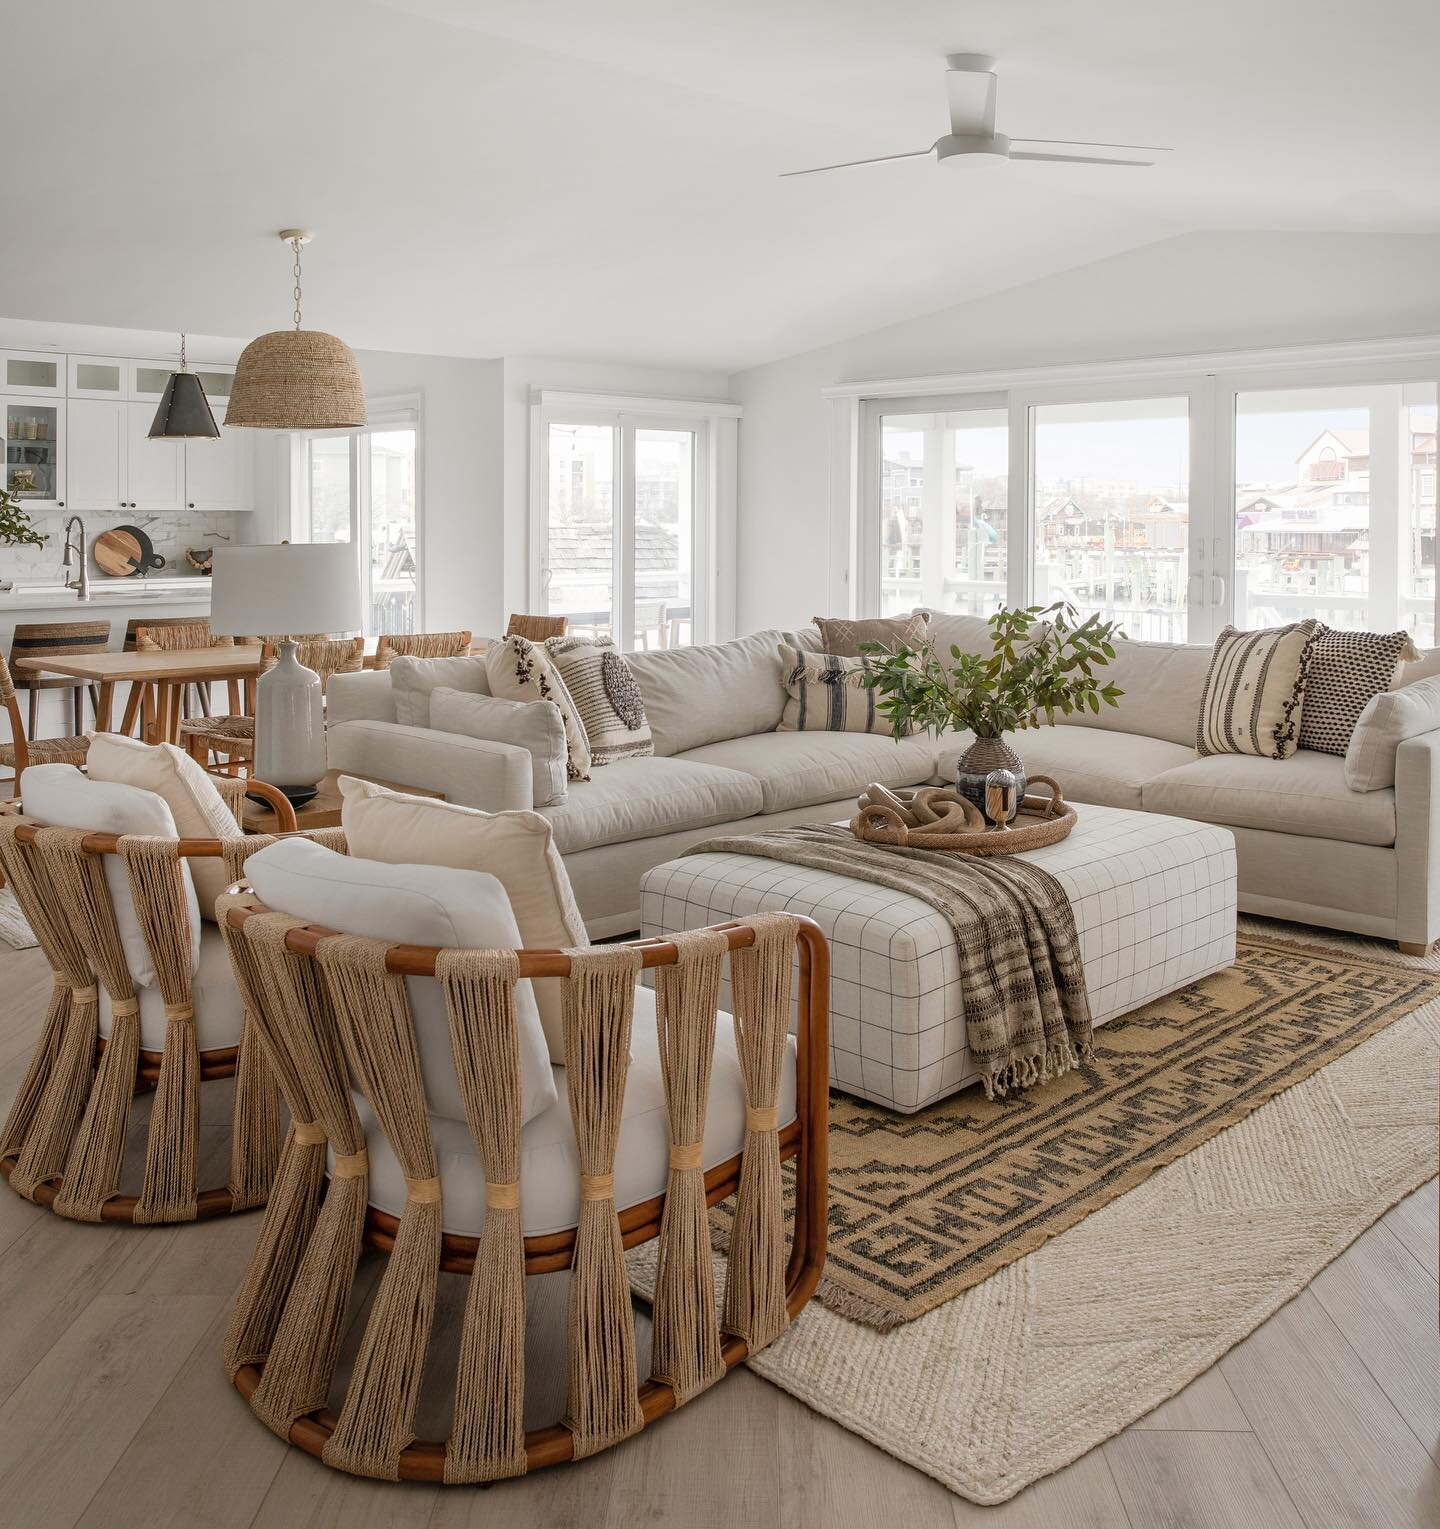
[850,778,1077,855]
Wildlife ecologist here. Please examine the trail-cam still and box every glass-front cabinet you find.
[5,397,64,507]
[0,350,63,395]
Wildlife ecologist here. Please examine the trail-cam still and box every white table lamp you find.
[210,543,362,804]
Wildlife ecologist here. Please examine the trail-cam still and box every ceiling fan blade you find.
[1010,137,1173,152]
[1010,150,1154,166]
[779,148,934,178]
[945,59,998,136]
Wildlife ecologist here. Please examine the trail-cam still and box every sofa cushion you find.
[1144,750,1395,847]
[485,636,591,779]
[912,609,993,661]
[934,728,1195,812]
[538,757,763,854]
[813,611,929,657]
[682,730,937,815]
[353,984,798,1237]
[429,686,568,808]
[1299,626,1419,756]
[390,653,490,729]
[1345,674,1440,792]
[1197,621,1318,759]
[1049,638,1213,749]
[778,646,906,736]
[544,635,654,764]
[625,630,791,756]
[245,836,558,1127]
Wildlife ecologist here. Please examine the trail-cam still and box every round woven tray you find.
[851,775,1076,855]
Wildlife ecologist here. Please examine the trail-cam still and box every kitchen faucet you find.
[61,515,90,600]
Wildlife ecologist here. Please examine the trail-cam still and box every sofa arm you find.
[1394,728,1440,949]
[326,719,533,812]
[327,669,397,726]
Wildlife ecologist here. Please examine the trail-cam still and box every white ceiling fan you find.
[782,54,1173,177]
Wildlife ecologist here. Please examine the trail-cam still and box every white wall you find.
[729,230,1440,633]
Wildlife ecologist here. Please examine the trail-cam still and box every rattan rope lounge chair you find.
[217,885,829,1481]
[0,779,326,1224]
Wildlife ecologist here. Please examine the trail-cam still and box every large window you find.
[1033,398,1190,642]
[857,353,1437,647]
[533,398,728,650]
[291,402,421,637]
[876,405,1007,619]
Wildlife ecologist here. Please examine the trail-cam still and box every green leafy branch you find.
[0,485,46,549]
[859,602,1126,740]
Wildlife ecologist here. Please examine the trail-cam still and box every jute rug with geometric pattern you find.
[727,930,1440,1330]
[632,920,1440,1503]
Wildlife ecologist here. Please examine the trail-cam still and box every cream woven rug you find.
[632,919,1440,1504]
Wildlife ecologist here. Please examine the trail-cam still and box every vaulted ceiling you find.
[5,0,1436,370]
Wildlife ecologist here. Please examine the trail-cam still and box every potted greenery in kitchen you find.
[0,483,46,551]
[861,602,1126,821]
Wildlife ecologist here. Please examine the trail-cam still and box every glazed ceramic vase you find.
[955,734,1027,825]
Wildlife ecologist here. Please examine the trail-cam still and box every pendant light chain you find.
[291,237,304,331]
[179,331,187,371]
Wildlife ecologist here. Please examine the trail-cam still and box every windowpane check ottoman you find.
[639,803,1237,1113]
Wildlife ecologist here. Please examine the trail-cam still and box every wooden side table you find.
[240,769,443,834]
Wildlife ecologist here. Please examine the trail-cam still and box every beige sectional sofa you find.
[326,615,1440,950]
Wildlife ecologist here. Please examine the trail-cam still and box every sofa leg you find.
[1397,940,1433,957]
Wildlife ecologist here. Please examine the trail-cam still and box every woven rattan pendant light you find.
[225,230,366,430]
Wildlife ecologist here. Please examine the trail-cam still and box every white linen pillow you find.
[429,686,568,808]
[390,653,491,729]
[21,763,201,989]
[338,776,589,1061]
[1345,674,1440,791]
[244,836,558,1127]
[85,732,242,919]
[484,635,592,779]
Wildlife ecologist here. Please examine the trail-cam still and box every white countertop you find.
[0,576,213,610]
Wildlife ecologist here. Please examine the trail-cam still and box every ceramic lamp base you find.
[253,641,326,797]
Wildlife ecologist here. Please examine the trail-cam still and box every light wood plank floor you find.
[0,940,1435,1529]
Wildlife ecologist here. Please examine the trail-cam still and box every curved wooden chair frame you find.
[0,778,318,1224]
[219,896,830,1482]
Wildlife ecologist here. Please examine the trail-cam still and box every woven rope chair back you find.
[259,637,365,694]
[216,891,818,1482]
[0,650,16,707]
[372,630,474,669]
[0,800,327,1225]
[134,619,233,652]
[10,619,111,661]
[505,614,568,642]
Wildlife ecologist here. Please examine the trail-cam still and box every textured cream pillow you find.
[338,776,589,1060]
[1345,675,1440,791]
[483,634,592,779]
[543,635,653,764]
[85,732,242,918]
[1196,621,1318,759]
[812,611,929,658]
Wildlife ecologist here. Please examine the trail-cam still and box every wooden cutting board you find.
[93,527,145,577]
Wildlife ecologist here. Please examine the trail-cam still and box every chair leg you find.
[120,683,144,739]
[27,687,38,742]
[72,684,83,735]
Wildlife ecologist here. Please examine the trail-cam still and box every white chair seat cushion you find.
[934,728,1197,812]
[680,730,937,814]
[346,984,799,1237]
[538,757,763,854]
[98,921,243,1052]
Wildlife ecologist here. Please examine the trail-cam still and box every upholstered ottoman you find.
[639,803,1238,1113]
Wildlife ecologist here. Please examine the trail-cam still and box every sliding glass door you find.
[538,412,704,651]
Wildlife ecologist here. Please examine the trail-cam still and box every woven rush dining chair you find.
[0,779,323,1225]
[217,888,829,1482]
[0,650,90,790]
[371,630,474,669]
[505,613,568,642]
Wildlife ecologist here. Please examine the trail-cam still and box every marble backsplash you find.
[0,508,249,586]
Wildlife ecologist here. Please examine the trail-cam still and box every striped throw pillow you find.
[1196,621,1319,760]
[544,635,653,764]
[778,646,908,736]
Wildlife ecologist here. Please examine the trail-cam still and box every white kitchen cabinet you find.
[4,395,65,508]
[125,401,187,513]
[68,356,126,399]
[65,399,126,509]
[0,351,64,396]
[184,422,253,512]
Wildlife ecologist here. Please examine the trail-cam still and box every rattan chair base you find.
[234,1123,817,1483]
[0,1156,249,1223]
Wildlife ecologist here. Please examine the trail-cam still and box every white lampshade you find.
[210,543,362,638]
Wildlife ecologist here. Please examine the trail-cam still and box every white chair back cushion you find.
[243,837,558,1126]
[21,763,202,989]
[85,732,243,919]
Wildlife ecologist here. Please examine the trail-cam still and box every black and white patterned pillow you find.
[1299,626,1420,756]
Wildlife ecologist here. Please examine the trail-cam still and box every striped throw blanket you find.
[687,824,1093,1099]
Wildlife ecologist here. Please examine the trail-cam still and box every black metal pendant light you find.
[149,332,221,440]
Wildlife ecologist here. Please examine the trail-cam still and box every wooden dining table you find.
[12,645,265,747]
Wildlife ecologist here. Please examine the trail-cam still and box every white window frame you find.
[286,394,425,636]
[834,334,1440,644]
[527,388,741,648]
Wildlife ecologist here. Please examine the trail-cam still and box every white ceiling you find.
[5,0,1436,372]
